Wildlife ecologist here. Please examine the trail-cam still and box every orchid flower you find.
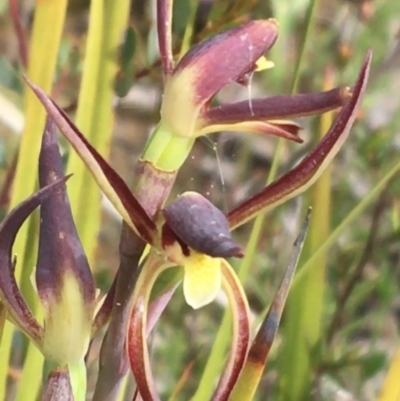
[24,1,371,399]
[26,47,370,400]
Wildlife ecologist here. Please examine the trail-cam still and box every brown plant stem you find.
[8,0,29,67]
[92,160,176,401]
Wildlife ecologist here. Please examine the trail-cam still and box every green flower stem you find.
[156,135,195,170]
[142,121,195,170]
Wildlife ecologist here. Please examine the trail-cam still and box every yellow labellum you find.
[183,252,222,309]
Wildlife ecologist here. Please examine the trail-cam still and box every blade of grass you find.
[66,0,131,265]
[0,0,67,398]
[192,1,317,399]
[278,66,334,401]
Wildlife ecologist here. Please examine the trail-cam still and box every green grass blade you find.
[66,0,131,265]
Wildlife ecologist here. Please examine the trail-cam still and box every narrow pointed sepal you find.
[228,51,372,230]
[25,77,156,244]
[163,192,243,258]
[37,117,95,365]
[203,86,352,125]
[161,19,279,138]
[0,177,68,346]
[229,209,311,401]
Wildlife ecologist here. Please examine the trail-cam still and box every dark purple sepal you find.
[36,117,95,308]
[0,177,69,346]
[163,192,243,258]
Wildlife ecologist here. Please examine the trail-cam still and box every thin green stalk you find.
[142,121,195,170]
[66,0,131,265]
[0,1,67,398]
[192,2,317,399]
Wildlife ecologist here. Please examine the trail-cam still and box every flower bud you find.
[36,118,95,365]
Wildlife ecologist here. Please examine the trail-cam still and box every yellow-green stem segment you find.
[142,121,195,170]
